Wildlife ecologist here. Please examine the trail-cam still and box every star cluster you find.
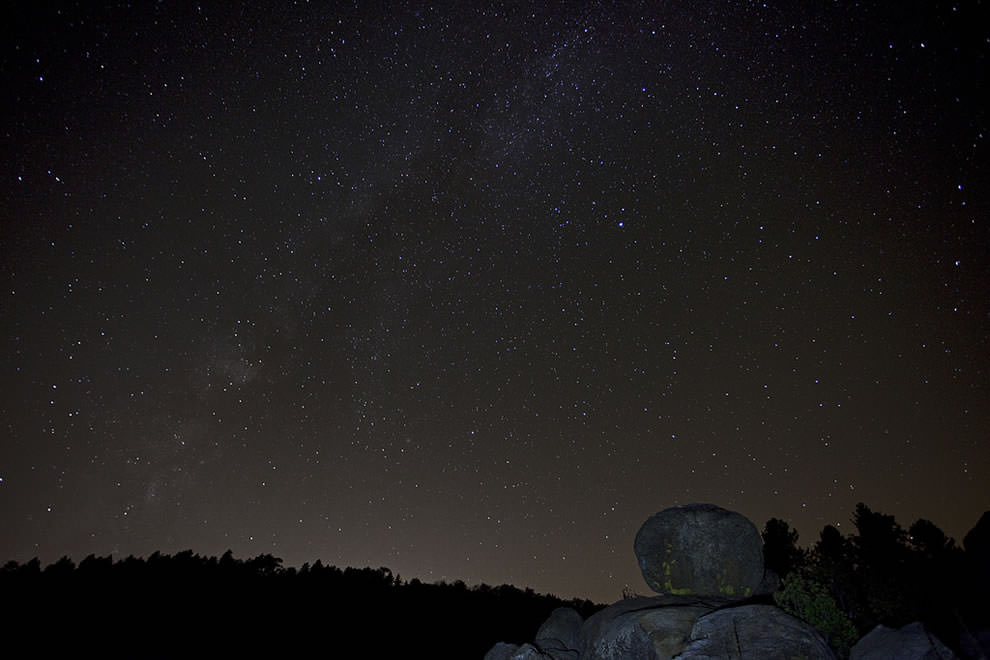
[1,1,987,602]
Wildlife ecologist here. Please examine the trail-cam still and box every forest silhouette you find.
[3,547,601,658]
[760,503,990,658]
[3,502,988,659]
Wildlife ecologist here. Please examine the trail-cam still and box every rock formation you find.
[679,604,837,658]
[633,503,766,599]
[534,606,583,659]
[488,595,837,660]
[486,504,990,658]
[486,503,838,659]
[483,641,548,660]
[579,595,719,660]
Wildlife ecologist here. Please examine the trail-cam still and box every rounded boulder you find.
[634,503,765,599]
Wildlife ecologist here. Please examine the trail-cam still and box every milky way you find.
[2,1,987,602]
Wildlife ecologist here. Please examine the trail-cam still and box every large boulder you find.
[483,642,545,660]
[850,622,958,660]
[634,503,765,598]
[577,597,837,660]
[578,595,718,660]
[679,604,837,659]
[534,607,583,659]
[483,641,519,660]
[485,608,586,660]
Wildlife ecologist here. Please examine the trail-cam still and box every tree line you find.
[762,503,990,658]
[2,549,601,659]
[3,502,987,658]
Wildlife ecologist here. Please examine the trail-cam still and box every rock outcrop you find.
[483,641,546,660]
[633,503,766,599]
[490,595,837,660]
[534,606,583,659]
[579,595,719,660]
[485,504,990,659]
[486,504,843,659]
[680,604,837,659]
[483,607,586,660]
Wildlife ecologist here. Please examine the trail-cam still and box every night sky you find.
[2,1,987,603]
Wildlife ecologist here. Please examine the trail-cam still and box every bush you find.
[774,567,859,658]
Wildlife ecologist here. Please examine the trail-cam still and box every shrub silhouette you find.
[774,566,858,658]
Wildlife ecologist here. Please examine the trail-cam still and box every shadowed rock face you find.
[483,641,546,660]
[680,604,837,659]
[576,596,837,660]
[535,606,584,658]
[850,622,959,660]
[578,596,722,660]
[634,503,765,599]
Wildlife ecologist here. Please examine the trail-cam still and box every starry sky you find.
[1,1,987,603]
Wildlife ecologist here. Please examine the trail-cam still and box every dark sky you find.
[2,0,987,603]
